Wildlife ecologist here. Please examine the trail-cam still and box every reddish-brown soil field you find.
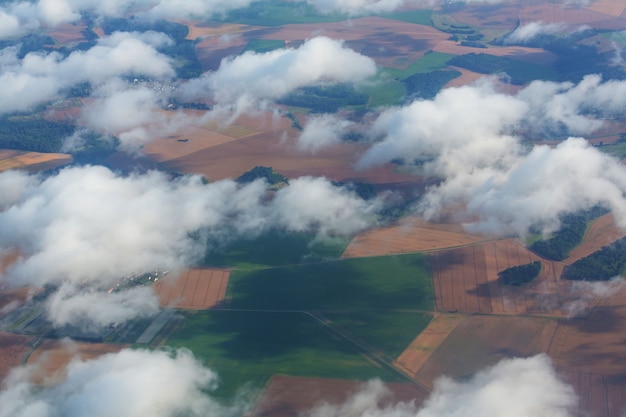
[252,374,429,417]
[394,313,466,379]
[26,339,126,385]
[447,2,522,30]
[562,371,626,417]
[341,217,488,258]
[0,151,73,173]
[160,126,421,184]
[432,40,558,65]
[0,332,33,383]
[248,17,450,68]
[415,315,557,390]
[430,239,573,316]
[182,21,261,40]
[519,3,626,30]
[45,23,88,45]
[195,35,248,71]
[549,283,626,377]
[153,268,230,309]
[566,213,626,263]
[0,287,30,318]
[586,0,626,17]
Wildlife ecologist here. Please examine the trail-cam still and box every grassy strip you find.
[227,253,434,311]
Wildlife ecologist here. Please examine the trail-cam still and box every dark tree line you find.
[403,70,461,99]
[277,84,368,113]
[562,237,626,281]
[529,207,608,261]
[499,261,542,286]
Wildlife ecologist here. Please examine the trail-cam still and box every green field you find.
[162,253,434,398]
[381,9,433,26]
[204,231,349,269]
[222,0,348,26]
[323,311,433,361]
[165,310,408,398]
[227,253,434,311]
[383,51,457,79]
[243,39,286,53]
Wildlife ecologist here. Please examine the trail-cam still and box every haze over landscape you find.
[2,0,626,416]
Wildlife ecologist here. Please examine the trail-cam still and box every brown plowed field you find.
[560,371,626,417]
[341,218,488,258]
[153,268,230,309]
[432,40,558,65]
[183,21,261,41]
[0,332,33,383]
[46,23,88,45]
[0,150,73,173]
[566,213,626,264]
[430,239,573,316]
[415,315,557,390]
[549,284,626,376]
[26,339,126,385]
[519,3,626,30]
[0,287,30,317]
[161,125,421,184]
[587,0,626,17]
[251,374,429,417]
[394,313,465,379]
[248,17,450,68]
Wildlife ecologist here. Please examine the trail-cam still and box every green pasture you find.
[381,9,433,26]
[165,310,406,398]
[243,39,285,53]
[323,311,433,361]
[223,0,347,26]
[204,231,349,269]
[384,51,456,79]
[227,253,434,311]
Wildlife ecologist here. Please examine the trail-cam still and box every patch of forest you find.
[562,236,626,281]
[498,261,542,286]
[403,70,461,99]
[529,207,608,261]
[277,84,368,113]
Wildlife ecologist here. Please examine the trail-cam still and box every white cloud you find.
[356,76,626,236]
[0,348,244,417]
[179,36,376,112]
[0,166,381,328]
[504,21,570,44]
[0,32,174,114]
[306,355,576,417]
[297,114,353,153]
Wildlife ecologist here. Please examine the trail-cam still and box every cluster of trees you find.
[529,207,608,261]
[498,261,542,286]
[277,84,368,113]
[562,236,626,281]
[403,70,461,99]
[0,117,74,153]
[236,166,289,187]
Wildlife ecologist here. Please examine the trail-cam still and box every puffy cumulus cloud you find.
[0,348,244,417]
[297,114,353,153]
[271,176,381,236]
[0,166,381,328]
[179,36,376,112]
[504,21,579,44]
[46,285,160,329]
[305,355,576,417]
[140,0,256,20]
[357,77,626,236]
[462,138,626,235]
[77,79,195,152]
[358,80,526,175]
[520,74,626,137]
[0,31,174,114]
[564,276,626,318]
[306,0,414,15]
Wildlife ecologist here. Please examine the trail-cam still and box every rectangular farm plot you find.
[252,375,429,417]
[153,268,230,309]
[342,217,487,258]
[394,313,466,379]
[430,239,569,316]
